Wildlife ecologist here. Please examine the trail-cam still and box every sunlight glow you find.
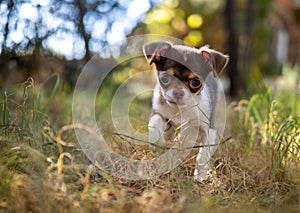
[1,0,161,59]
[19,3,38,20]
[127,0,150,19]
[10,30,24,44]
[31,0,50,7]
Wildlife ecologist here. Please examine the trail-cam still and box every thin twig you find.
[111,132,232,151]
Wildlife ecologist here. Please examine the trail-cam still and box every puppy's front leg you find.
[148,114,166,145]
[194,128,217,181]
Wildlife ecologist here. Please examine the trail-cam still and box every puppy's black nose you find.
[173,89,184,99]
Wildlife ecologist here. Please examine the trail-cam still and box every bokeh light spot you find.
[184,31,203,47]
[187,14,203,29]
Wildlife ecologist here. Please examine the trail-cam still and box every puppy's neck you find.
[152,82,212,127]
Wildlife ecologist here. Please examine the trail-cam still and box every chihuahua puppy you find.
[143,41,229,181]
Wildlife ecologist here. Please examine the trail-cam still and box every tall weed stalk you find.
[232,88,300,182]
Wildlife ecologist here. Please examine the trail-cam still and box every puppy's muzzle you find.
[173,89,184,100]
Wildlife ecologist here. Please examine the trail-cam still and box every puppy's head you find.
[143,41,229,106]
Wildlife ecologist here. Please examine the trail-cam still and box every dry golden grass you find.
[0,78,299,212]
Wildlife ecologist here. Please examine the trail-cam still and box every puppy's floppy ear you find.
[199,46,229,75]
[143,41,172,65]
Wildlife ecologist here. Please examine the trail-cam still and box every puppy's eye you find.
[190,78,202,89]
[159,73,171,86]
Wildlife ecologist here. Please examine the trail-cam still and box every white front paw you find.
[193,164,210,182]
[148,126,163,144]
[148,114,166,145]
[148,127,165,144]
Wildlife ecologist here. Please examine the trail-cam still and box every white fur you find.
[149,81,218,181]
[194,128,217,181]
[152,84,211,126]
[148,114,166,144]
[143,42,227,182]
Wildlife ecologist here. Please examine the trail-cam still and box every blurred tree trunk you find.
[0,0,14,79]
[1,0,14,56]
[75,0,92,62]
[246,0,256,35]
[245,0,256,80]
[225,0,242,96]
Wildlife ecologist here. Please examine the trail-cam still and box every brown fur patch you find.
[158,62,202,94]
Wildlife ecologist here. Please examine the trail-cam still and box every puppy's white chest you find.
[152,84,211,128]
